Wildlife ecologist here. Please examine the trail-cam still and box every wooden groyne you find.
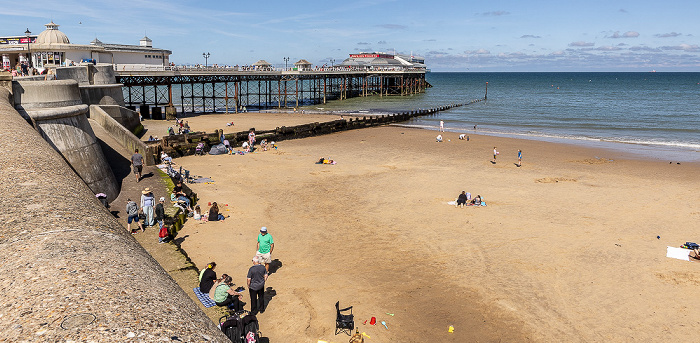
[150,98,485,158]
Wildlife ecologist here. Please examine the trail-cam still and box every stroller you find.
[219,311,260,343]
[194,142,206,156]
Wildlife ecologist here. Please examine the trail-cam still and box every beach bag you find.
[158,226,169,239]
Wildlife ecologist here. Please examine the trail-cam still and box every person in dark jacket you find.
[208,202,225,221]
[155,197,166,228]
[199,262,217,293]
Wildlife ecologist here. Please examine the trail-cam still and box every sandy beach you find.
[156,113,700,342]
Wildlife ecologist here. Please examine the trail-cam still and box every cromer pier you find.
[115,67,428,116]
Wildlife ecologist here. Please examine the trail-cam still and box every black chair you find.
[335,301,354,335]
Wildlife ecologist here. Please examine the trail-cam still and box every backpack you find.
[158,226,169,239]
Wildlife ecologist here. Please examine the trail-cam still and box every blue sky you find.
[2,0,699,71]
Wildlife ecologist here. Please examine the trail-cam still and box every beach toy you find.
[362,332,371,339]
[657,236,661,239]
[208,202,212,206]
[386,313,394,316]
[369,317,376,325]
[363,320,367,325]
[448,325,455,333]
[381,321,388,330]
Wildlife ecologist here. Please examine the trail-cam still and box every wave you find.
[394,123,700,151]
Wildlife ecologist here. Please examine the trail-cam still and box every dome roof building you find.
[35,21,70,45]
[1,21,172,70]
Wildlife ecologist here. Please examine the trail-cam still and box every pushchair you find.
[219,310,260,343]
[194,142,206,156]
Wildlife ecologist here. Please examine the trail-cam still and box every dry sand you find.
[158,113,700,342]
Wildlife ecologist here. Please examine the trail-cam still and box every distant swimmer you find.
[474,125,477,130]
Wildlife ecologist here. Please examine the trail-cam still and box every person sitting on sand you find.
[241,141,250,152]
[213,275,244,311]
[199,262,218,293]
[260,139,268,151]
[456,191,469,208]
[436,134,443,142]
[471,195,482,206]
[208,202,225,221]
[193,205,203,220]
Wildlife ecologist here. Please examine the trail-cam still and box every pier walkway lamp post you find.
[24,28,32,68]
[283,57,289,70]
[202,52,210,68]
[330,58,335,67]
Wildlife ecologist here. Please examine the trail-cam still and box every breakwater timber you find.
[155,99,484,157]
[0,86,228,341]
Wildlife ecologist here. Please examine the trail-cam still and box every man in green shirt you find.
[256,227,274,272]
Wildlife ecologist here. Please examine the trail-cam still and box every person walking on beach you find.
[256,227,274,272]
[492,147,499,163]
[439,120,445,132]
[131,149,143,182]
[126,198,144,234]
[155,197,165,228]
[247,256,268,315]
[140,188,155,227]
[517,149,522,167]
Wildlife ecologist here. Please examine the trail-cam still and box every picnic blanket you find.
[193,287,216,307]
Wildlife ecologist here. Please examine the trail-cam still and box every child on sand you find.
[492,147,499,163]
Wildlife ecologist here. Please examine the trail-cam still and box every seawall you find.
[0,86,227,341]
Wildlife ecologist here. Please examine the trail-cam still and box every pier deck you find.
[114,68,427,116]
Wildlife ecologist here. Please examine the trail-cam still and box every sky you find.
[2,0,699,71]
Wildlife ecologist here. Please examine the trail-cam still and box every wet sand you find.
[155,114,700,342]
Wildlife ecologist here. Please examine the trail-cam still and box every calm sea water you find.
[308,72,700,162]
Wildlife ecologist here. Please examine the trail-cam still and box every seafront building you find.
[0,21,171,71]
[339,52,426,70]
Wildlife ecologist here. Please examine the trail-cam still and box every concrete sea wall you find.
[13,79,120,202]
[90,104,155,165]
[0,86,227,342]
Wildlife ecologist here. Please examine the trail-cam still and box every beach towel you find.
[191,177,215,183]
[667,246,691,261]
[193,287,216,307]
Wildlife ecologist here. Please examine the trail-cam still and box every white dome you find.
[35,21,70,45]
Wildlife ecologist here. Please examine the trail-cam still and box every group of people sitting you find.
[455,191,483,207]
[198,259,269,315]
[192,201,227,221]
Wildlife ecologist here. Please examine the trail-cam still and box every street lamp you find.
[330,58,335,67]
[24,28,32,68]
[202,52,210,67]
[283,57,289,70]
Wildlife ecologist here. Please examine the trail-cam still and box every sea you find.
[305,72,700,162]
